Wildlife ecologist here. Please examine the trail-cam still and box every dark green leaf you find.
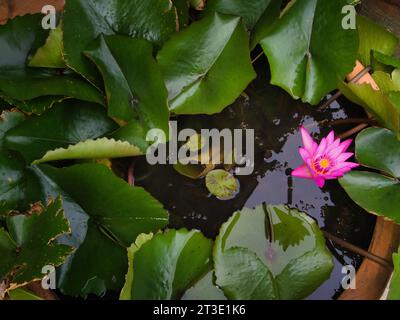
[34,164,169,297]
[340,127,400,223]
[214,204,333,299]
[63,0,178,85]
[157,13,256,114]
[0,198,73,292]
[84,35,169,133]
[5,101,118,163]
[259,0,358,104]
[204,0,272,30]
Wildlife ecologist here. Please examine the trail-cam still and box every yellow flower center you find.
[319,158,330,169]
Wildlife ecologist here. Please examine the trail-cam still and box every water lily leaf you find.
[63,0,178,85]
[373,51,400,70]
[32,164,169,297]
[250,0,282,50]
[388,248,400,300]
[338,81,400,134]
[5,101,118,163]
[0,198,73,292]
[120,233,154,300]
[204,0,272,30]
[181,271,227,300]
[214,204,333,299]
[0,69,105,107]
[205,169,239,200]
[340,127,400,223]
[357,15,398,67]
[157,12,256,114]
[29,24,65,69]
[0,111,24,148]
[259,0,358,105]
[373,70,400,94]
[84,35,170,132]
[0,14,47,70]
[0,14,104,112]
[34,138,142,164]
[122,229,213,300]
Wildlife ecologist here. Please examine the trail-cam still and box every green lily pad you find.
[373,51,400,70]
[205,169,239,200]
[214,204,333,299]
[259,0,358,104]
[121,229,213,300]
[157,12,256,114]
[0,198,73,292]
[204,0,272,30]
[5,101,118,163]
[340,127,400,223]
[0,14,104,112]
[62,0,179,85]
[84,34,170,133]
[388,248,400,300]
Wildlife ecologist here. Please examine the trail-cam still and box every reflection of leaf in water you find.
[273,207,310,251]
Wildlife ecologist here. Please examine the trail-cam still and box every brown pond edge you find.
[339,217,400,300]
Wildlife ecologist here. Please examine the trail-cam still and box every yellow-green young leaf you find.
[388,248,400,300]
[29,24,65,68]
[205,169,239,200]
[120,233,154,300]
[357,15,399,67]
[8,288,43,300]
[0,198,73,293]
[338,81,400,134]
[34,138,143,164]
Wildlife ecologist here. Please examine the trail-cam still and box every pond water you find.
[125,57,375,300]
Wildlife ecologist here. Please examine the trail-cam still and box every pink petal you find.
[314,177,326,188]
[333,161,359,171]
[339,139,353,152]
[326,130,335,145]
[335,152,354,162]
[292,164,313,179]
[316,137,328,158]
[299,147,311,162]
[300,126,317,154]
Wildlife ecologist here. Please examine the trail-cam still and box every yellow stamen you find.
[319,158,330,169]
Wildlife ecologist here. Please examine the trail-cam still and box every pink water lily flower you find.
[292,126,359,188]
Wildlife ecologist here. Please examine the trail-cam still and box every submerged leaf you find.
[214,204,333,299]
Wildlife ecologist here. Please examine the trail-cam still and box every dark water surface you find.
[128,58,375,300]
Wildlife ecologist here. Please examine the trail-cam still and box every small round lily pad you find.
[205,169,239,200]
